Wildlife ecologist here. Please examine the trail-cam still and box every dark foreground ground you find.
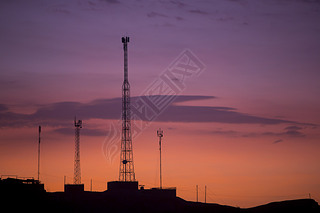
[0,189,319,213]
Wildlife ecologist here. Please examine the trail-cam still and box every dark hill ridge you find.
[245,199,320,213]
[1,178,319,212]
[1,190,319,212]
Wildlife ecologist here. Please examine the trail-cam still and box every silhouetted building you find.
[141,187,177,198]
[107,181,138,191]
[0,176,45,193]
[64,184,84,193]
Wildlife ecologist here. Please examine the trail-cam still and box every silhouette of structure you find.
[74,118,82,184]
[37,125,41,181]
[119,36,135,182]
[107,37,138,191]
[205,185,207,203]
[157,128,163,189]
[196,185,198,202]
[107,38,178,196]
[0,175,45,192]
[64,118,84,193]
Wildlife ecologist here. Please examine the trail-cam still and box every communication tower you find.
[119,36,136,182]
[74,118,82,184]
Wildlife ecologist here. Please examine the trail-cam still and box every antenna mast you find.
[196,185,199,202]
[157,128,163,189]
[119,36,135,182]
[74,117,82,184]
[37,125,41,181]
[205,185,207,203]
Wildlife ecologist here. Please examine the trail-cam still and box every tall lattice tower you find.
[119,36,135,182]
[74,118,82,184]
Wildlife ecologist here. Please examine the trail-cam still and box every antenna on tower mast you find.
[37,125,41,181]
[157,128,163,189]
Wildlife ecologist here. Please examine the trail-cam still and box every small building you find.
[142,187,176,198]
[107,181,139,191]
[64,184,84,193]
[0,176,45,194]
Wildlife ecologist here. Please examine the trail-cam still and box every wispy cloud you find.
[188,9,208,15]
[0,95,314,129]
[208,124,310,140]
[100,0,120,4]
[147,11,168,18]
[157,105,299,124]
[0,104,8,112]
[210,130,238,136]
[273,139,283,144]
[283,125,305,137]
[54,127,107,136]
[284,125,303,131]
[169,0,186,8]
[263,126,306,137]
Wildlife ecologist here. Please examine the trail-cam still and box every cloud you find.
[175,16,184,21]
[217,16,235,22]
[0,104,8,112]
[292,0,320,4]
[257,125,306,138]
[173,95,216,103]
[226,0,248,6]
[283,125,305,137]
[284,130,305,137]
[188,9,208,15]
[100,0,120,4]
[147,12,168,18]
[169,0,186,8]
[208,125,309,139]
[47,5,71,15]
[167,127,177,130]
[273,139,283,144]
[157,105,296,124]
[0,95,314,129]
[0,96,211,127]
[284,125,303,131]
[210,130,238,136]
[54,127,107,136]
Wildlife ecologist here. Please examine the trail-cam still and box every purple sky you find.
[0,0,320,207]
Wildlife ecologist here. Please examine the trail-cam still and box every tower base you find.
[107,181,138,191]
[64,184,84,193]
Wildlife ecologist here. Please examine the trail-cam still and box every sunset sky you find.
[0,0,320,207]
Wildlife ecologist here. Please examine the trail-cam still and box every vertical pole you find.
[91,179,93,192]
[123,37,128,82]
[38,125,41,181]
[205,185,207,203]
[196,185,198,202]
[159,135,162,189]
[157,129,163,189]
[64,175,66,185]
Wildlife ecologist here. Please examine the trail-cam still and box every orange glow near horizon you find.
[1,122,319,208]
